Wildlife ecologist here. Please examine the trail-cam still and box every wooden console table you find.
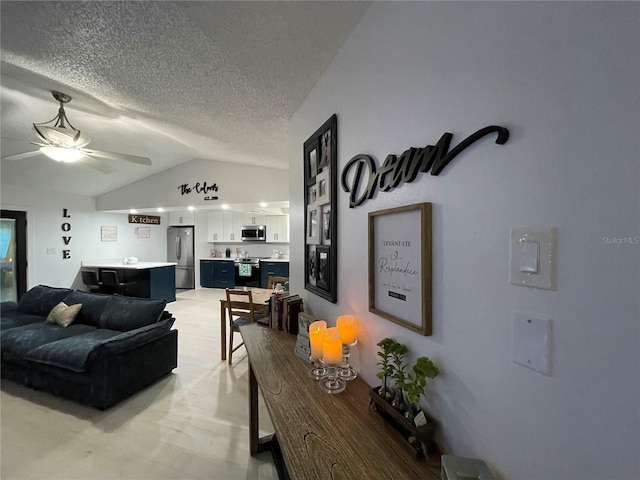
[240,324,440,480]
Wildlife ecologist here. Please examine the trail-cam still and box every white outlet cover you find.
[512,313,552,376]
[510,227,556,290]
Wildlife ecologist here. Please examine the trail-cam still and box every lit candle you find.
[336,315,356,344]
[309,320,327,361]
[322,327,343,364]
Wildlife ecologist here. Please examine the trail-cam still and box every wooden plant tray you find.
[368,386,440,461]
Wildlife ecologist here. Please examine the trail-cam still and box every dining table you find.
[219,287,273,361]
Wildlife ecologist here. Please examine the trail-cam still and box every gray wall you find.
[288,3,639,479]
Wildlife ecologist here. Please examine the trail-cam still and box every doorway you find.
[0,210,27,302]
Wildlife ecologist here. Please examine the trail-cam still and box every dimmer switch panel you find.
[512,313,552,376]
[510,227,556,290]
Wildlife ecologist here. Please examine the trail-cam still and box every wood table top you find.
[240,323,440,480]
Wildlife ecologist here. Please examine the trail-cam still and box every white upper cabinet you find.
[169,210,195,226]
[265,215,289,243]
[242,213,266,226]
[207,211,243,242]
[226,212,243,242]
[207,212,224,242]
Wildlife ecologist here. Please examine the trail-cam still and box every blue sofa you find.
[1,285,178,410]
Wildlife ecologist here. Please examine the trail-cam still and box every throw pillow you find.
[46,302,83,327]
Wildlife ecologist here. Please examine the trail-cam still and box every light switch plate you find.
[510,227,556,290]
[512,313,552,376]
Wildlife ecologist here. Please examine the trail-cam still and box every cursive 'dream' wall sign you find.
[341,125,509,208]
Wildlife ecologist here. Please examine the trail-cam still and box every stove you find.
[234,257,262,266]
[234,257,264,287]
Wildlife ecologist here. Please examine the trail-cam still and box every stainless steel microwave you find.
[241,225,266,241]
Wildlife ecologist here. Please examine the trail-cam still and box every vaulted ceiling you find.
[0,1,369,197]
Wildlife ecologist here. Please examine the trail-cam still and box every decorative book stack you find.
[269,293,303,334]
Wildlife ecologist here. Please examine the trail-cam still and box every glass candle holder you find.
[319,328,346,394]
[318,360,346,394]
[338,339,358,381]
[308,320,327,379]
[336,315,358,381]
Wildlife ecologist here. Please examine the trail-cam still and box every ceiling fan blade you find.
[79,156,118,174]
[81,148,152,166]
[1,150,41,161]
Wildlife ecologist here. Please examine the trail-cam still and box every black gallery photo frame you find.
[304,114,337,303]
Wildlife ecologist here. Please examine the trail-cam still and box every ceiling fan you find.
[1,91,152,173]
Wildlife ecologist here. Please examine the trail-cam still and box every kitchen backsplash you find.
[209,243,290,259]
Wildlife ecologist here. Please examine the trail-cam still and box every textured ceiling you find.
[0,1,369,196]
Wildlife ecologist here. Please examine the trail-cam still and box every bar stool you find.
[100,270,135,295]
[81,270,102,293]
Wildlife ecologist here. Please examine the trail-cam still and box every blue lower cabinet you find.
[201,260,235,288]
[213,261,235,288]
[260,261,289,288]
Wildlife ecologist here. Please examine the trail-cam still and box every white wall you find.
[1,185,167,289]
[96,158,289,211]
[289,3,639,479]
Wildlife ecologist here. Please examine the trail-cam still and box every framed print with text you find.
[368,203,432,336]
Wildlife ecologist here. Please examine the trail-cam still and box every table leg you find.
[220,300,227,361]
[249,362,259,455]
[249,362,275,456]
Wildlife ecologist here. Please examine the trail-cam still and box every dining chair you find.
[81,270,102,293]
[267,276,289,290]
[100,270,136,295]
[225,288,259,365]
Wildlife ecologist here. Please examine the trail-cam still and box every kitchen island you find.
[81,261,177,302]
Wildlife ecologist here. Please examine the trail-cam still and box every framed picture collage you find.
[304,114,337,303]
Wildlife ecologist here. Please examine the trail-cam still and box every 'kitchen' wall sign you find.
[341,125,509,208]
[129,214,161,225]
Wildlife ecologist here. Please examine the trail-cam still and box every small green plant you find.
[376,338,397,397]
[376,337,440,412]
[404,356,439,405]
[390,341,409,392]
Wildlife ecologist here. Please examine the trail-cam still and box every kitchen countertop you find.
[82,261,177,270]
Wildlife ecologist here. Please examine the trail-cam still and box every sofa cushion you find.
[1,323,96,360]
[0,311,44,332]
[62,291,110,327]
[23,318,175,373]
[91,317,175,359]
[23,329,121,373]
[17,285,73,317]
[1,301,19,316]
[46,302,83,327]
[99,296,167,332]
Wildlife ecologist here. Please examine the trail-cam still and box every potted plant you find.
[402,356,439,422]
[389,341,409,412]
[375,337,397,401]
[370,337,441,459]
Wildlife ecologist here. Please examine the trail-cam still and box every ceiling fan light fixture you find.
[33,125,91,148]
[40,146,85,163]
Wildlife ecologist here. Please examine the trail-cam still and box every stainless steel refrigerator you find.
[167,226,195,289]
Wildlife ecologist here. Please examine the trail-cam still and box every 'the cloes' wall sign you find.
[178,181,219,202]
[341,126,509,208]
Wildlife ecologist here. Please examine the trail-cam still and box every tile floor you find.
[0,288,277,480]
